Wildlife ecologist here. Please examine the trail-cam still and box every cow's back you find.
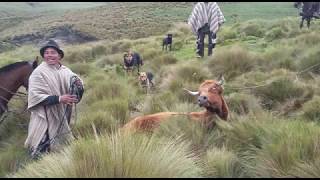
[122,112,186,132]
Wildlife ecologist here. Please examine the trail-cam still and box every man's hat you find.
[40,39,64,58]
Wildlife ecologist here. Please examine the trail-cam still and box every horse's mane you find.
[0,61,29,74]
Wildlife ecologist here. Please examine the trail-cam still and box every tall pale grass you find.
[12,132,202,178]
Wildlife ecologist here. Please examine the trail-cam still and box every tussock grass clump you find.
[252,120,320,177]
[154,116,225,154]
[142,92,179,114]
[0,137,30,177]
[171,22,192,36]
[218,113,273,155]
[176,62,210,83]
[203,147,246,178]
[13,133,202,178]
[265,27,287,41]
[96,53,123,67]
[226,93,262,115]
[207,45,256,80]
[63,48,95,64]
[110,39,132,54]
[219,26,237,41]
[259,45,296,71]
[69,62,94,76]
[74,110,120,137]
[151,54,178,68]
[291,160,320,178]
[139,48,163,62]
[85,78,130,105]
[297,48,320,75]
[253,76,305,109]
[218,112,320,178]
[238,22,265,38]
[86,99,129,125]
[301,96,320,123]
[294,32,320,47]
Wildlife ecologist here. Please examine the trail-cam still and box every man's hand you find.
[59,94,78,105]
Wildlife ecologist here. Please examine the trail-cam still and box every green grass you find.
[12,133,202,178]
[0,2,298,51]
[0,2,107,16]
[1,2,320,178]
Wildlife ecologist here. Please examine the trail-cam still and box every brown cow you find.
[122,76,229,133]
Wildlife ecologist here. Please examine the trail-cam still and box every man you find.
[25,39,84,158]
[188,2,225,58]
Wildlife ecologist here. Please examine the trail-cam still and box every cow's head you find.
[184,75,229,120]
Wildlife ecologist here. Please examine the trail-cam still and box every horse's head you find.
[22,57,39,90]
[184,75,229,120]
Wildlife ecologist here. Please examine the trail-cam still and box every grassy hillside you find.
[0,2,297,52]
[0,2,108,29]
[1,2,320,178]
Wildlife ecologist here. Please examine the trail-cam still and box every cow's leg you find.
[169,43,172,51]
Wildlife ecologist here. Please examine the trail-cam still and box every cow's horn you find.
[183,88,200,96]
[217,75,225,86]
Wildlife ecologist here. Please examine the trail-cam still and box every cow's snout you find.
[198,96,208,107]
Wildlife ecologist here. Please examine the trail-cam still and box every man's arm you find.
[39,95,60,106]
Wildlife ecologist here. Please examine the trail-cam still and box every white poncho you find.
[25,62,82,153]
[188,2,226,35]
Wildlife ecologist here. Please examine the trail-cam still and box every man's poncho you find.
[188,2,226,35]
[25,62,83,153]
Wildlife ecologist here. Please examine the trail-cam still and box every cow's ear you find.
[218,96,229,121]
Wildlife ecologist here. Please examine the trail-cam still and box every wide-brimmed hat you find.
[40,39,64,58]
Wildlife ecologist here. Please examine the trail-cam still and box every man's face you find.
[44,47,61,65]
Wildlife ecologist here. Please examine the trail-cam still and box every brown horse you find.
[0,59,38,119]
